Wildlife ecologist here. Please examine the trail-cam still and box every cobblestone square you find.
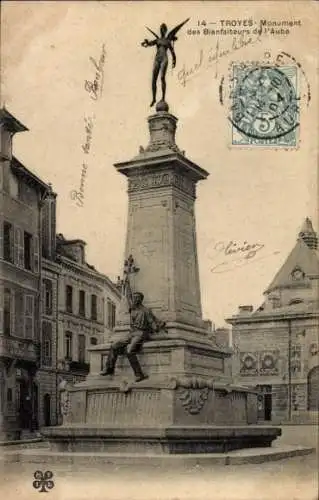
[0,426,317,500]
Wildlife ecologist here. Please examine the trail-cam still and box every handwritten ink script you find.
[206,239,279,273]
[70,115,94,208]
[178,30,263,86]
[70,43,106,207]
[85,43,106,100]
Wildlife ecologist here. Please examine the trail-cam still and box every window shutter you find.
[10,290,15,335]
[14,226,20,265]
[15,290,24,338]
[14,227,24,267]
[101,298,105,325]
[0,284,3,334]
[24,294,34,339]
[33,234,39,273]
[96,296,101,323]
[107,299,111,329]
[41,282,45,313]
[0,219,3,259]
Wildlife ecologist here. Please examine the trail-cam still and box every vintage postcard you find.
[0,1,318,499]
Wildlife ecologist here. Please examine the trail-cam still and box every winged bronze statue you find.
[141,19,190,107]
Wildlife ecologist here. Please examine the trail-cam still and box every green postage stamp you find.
[230,64,299,147]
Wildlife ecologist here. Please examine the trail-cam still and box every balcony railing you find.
[0,335,38,362]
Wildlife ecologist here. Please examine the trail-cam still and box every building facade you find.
[53,233,120,425]
[0,108,120,438]
[0,108,49,439]
[227,219,319,423]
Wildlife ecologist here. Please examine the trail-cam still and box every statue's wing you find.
[146,27,159,39]
[167,18,190,41]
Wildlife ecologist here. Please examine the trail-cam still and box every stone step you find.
[3,444,315,467]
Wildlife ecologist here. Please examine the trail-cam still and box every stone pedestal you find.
[42,105,281,454]
[115,110,209,331]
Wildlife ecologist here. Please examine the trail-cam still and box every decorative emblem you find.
[291,267,304,281]
[33,470,55,493]
[176,377,209,415]
[310,343,318,356]
[262,355,274,368]
[260,350,279,375]
[240,352,258,375]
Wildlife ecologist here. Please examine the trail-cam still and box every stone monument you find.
[42,22,281,454]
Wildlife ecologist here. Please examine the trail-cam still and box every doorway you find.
[264,393,272,420]
[19,379,32,430]
[43,393,51,427]
[308,366,319,410]
[257,385,272,421]
[32,383,39,430]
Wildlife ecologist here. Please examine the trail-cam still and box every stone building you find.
[37,186,60,428]
[52,233,120,425]
[0,108,121,438]
[37,172,120,430]
[0,108,49,439]
[227,219,319,423]
[37,229,120,428]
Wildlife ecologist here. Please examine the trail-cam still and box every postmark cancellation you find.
[229,63,299,148]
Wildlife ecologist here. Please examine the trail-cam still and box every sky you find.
[1,1,318,326]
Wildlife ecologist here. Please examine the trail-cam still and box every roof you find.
[11,156,49,195]
[0,107,28,133]
[56,234,86,246]
[265,237,319,293]
[58,254,121,298]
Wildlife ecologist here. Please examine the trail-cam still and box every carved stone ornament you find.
[176,377,211,415]
[128,171,196,198]
[60,391,71,419]
[119,379,132,393]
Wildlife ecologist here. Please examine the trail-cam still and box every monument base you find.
[42,362,282,454]
[42,336,283,454]
[41,425,281,454]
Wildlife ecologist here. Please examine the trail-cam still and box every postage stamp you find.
[230,64,299,147]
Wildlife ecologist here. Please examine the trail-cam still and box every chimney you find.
[238,305,253,314]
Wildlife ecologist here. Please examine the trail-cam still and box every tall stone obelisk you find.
[115,102,209,337]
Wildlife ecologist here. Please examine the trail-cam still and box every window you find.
[91,294,97,320]
[107,299,116,329]
[42,321,52,366]
[90,337,98,346]
[24,295,34,339]
[289,298,304,305]
[78,334,86,363]
[7,388,12,403]
[269,296,281,309]
[24,231,32,270]
[79,290,85,317]
[3,221,13,262]
[65,331,73,359]
[43,279,53,315]
[4,288,11,336]
[66,285,73,313]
